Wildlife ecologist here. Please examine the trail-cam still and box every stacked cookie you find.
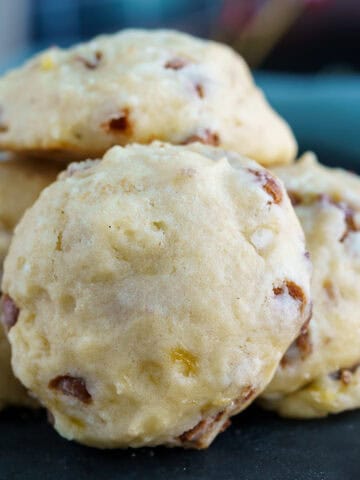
[0,155,61,409]
[0,29,357,449]
[261,153,360,418]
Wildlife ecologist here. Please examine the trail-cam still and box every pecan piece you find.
[323,279,336,300]
[295,302,313,358]
[75,50,102,69]
[49,375,92,404]
[340,207,358,242]
[317,195,359,242]
[164,58,188,70]
[287,281,306,309]
[233,385,257,408]
[249,169,282,204]
[288,191,302,206]
[179,410,229,449]
[295,328,312,358]
[242,385,256,403]
[182,129,220,146]
[195,84,204,98]
[273,280,306,312]
[330,362,360,385]
[280,306,313,367]
[1,295,19,331]
[102,109,130,133]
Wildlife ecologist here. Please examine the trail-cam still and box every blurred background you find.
[0,0,359,166]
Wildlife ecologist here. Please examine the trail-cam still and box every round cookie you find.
[0,29,296,167]
[261,152,360,418]
[0,154,60,410]
[2,142,310,448]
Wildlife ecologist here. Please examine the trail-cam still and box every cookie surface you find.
[0,154,60,410]
[2,143,310,448]
[0,29,296,166]
[261,153,360,418]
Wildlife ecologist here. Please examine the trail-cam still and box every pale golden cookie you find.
[2,143,310,447]
[261,152,360,418]
[0,29,296,166]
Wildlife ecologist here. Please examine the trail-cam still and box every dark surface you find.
[0,405,359,480]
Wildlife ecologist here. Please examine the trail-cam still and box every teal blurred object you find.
[0,49,359,167]
[256,73,360,168]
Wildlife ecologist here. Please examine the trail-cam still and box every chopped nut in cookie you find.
[102,110,130,133]
[182,129,220,146]
[164,58,189,70]
[340,206,359,242]
[316,195,360,242]
[49,375,92,404]
[1,294,19,331]
[287,191,302,206]
[195,84,205,98]
[248,169,282,204]
[75,51,102,69]
[323,279,336,300]
[329,363,360,385]
[273,280,306,312]
[179,410,229,449]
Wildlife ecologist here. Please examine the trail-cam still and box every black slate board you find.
[1,405,359,480]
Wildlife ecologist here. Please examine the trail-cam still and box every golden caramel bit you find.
[40,54,56,71]
[68,416,86,429]
[56,232,63,252]
[287,190,302,206]
[170,348,198,377]
[323,279,336,300]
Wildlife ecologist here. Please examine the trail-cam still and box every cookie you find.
[0,29,296,166]
[2,142,310,448]
[0,154,60,410]
[261,152,360,418]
